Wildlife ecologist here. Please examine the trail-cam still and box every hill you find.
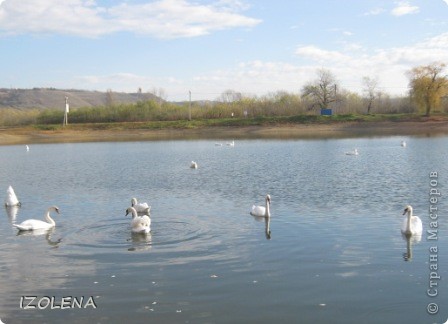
[0,88,161,110]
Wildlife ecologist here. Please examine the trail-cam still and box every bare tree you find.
[407,62,448,116]
[362,76,379,114]
[301,69,339,110]
[105,89,114,107]
[218,89,242,103]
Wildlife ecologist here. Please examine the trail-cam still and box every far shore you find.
[0,118,447,146]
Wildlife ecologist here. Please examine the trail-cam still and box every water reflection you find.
[128,232,152,252]
[402,233,421,262]
[16,227,62,248]
[251,215,272,240]
[5,205,19,223]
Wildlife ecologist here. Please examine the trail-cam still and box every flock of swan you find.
[5,182,422,241]
[5,138,418,239]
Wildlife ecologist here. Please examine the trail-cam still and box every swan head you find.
[125,207,136,217]
[403,205,413,215]
[50,206,60,214]
[266,194,271,204]
[131,198,137,206]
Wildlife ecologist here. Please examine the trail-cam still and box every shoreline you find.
[0,120,447,145]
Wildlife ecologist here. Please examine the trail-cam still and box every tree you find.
[218,89,242,103]
[301,69,339,110]
[362,76,379,114]
[105,89,114,107]
[407,62,448,116]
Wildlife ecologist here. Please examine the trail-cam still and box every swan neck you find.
[406,211,412,232]
[265,199,270,217]
[45,210,56,226]
[131,208,138,219]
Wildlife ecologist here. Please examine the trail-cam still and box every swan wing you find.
[13,219,53,231]
[250,205,266,217]
[411,216,423,234]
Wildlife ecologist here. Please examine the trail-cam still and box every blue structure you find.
[321,108,332,116]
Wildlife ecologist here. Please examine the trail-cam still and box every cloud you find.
[443,0,448,5]
[0,0,261,38]
[363,7,385,16]
[391,1,419,16]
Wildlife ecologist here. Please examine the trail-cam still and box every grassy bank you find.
[30,113,447,132]
[0,113,447,145]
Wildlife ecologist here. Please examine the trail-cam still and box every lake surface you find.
[0,136,447,323]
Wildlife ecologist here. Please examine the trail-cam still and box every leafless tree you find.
[301,69,339,110]
[362,76,379,114]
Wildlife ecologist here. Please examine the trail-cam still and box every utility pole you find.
[63,96,69,126]
[188,90,192,121]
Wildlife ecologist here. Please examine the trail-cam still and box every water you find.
[0,136,447,323]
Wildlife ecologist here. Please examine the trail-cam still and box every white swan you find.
[250,194,271,217]
[401,205,422,236]
[13,206,60,231]
[401,140,406,147]
[126,206,151,234]
[226,140,235,147]
[345,148,359,156]
[131,198,151,215]
[26,145,30,151]
[190,161,198,169]
[5,185,21,207]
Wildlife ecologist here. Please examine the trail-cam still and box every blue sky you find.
[0,0,447,101]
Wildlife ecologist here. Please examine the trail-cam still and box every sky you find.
[0,0,447,101]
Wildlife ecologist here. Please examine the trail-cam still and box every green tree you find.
[407,62,448,116]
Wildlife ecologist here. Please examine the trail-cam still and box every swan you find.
[131,198,151,215]
[190,161,198,169]
[13,206,60,231]
[250,194,271,217]
[345,149,359,156]
[401,205,422,236]
[5,185,21,207]
[226,140,235,147]
[401,140,406,147]
[26,145,30,151]
[215,143,223,146]
[126,206,151,234]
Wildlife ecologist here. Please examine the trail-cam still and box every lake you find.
[0,136,447,323]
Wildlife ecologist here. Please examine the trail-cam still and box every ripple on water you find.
[64,214,217,260]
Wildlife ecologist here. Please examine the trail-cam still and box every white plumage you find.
[250,194,271,217]
[126,206,151,234]
[5,185,21,207]
[13,206,60,231]
[401,205,422,236]
[131,198,151,215]
[190,161,198,169]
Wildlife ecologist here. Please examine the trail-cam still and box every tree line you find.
[0,62,446,127]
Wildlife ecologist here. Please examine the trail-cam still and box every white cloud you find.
[0,0,261,38]
[295,45,352,64]
[363,7,385,16]
[443,0,448,5]
[391,1,419,16]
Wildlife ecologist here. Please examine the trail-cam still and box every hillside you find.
[0,88,161,110]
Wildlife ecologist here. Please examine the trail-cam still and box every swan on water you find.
[226,140,235,147]
[126,206,151,234]
[26,145,30,152]
[131,198,151,215]
[190,161,198,169]
[215,143,223,146]
[5,185,21,207]
[401,205,422,236]
[13,206,60,231]
[345,149,359,156]
[401,140,406,147]
[250,194,271,217]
